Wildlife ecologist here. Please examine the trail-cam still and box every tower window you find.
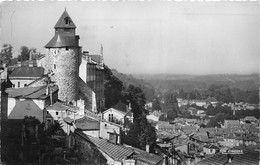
[54,64,56,69]
[64,17,70,25]
[18,82,20,88]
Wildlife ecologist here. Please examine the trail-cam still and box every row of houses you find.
[147,115,260,164]
[0,9,166,165]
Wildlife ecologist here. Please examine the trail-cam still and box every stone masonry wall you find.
[45,48,80,102]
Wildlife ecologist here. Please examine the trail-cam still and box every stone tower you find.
[45,9,82,102]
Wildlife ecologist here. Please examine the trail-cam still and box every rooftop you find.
[46,101,79,112]
[75,116,100,130]
[6,85,58,99]
[76,131,134,162]
[197,149,259,165]
[54,10,76,29]
[112,101,128,112]
[45,34,79,48]
[9,66,44,78]
[130,146,164,165]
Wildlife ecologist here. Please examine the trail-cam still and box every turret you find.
[44,9,82,103]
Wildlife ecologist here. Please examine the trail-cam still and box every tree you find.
[123,85,147,119]
[126,115,156,150]
[206,104,216,116]
[162,93,179,121]
[0,44,13,64]
[206,113,227,128]
[152,97,161,111]
[17,46,36,62]
[207,84,233,103]
[104,65,123,109]
[178,89,187,99]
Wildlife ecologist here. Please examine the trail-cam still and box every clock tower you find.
[45,9,82,102]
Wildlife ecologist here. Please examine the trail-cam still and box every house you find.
[177,98,189,107]
[190,100,207,107]
[223,120,240,128]
[147,111,163,122]
[6,85,58,123]
[244,116,258,122]
[156,121,176,133]
[222,133,241,147]
[185,118,198,125]
[203,144,219,155]
[75,116,100,138]
[46,101,78,121]
[102,101,133,125]
[206,97,218,105]
[145,102,153,110]
[100,120,123,142]
[9,53,44,88]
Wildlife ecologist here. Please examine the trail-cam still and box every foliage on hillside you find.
[205,105,260,127]
[177,84,259,104]
[104,66,156,150]
[111,69,156,102]
[132,73,259,97]
[104,65,124,109]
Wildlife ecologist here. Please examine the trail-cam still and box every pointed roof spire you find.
[100,44,104,66]
[54,9,76,29]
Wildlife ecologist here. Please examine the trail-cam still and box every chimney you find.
[17,61,21,67]
[46,86,49,96]
[50,88,53,105]
[146,144,150,153]
[227,154,233,163]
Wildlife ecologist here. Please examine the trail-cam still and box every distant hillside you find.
[111,69,156,101]
[132,73,259,94]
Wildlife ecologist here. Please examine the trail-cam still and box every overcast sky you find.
[0,1,259,74]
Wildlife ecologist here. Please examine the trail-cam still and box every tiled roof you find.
[54,10,76,29]
[45,34,79,48]
[112,101,128,112]
[130,147,164,165]
[9,66,44,78]
[75,116,100,130]
[6,85,58,99]
[46,101,79,112]
[27,76,48,87]
[197,149,259,165]
[156,130,179,140]
[76,131,134,161]
[225,120,240,125]
[244,116,257,121]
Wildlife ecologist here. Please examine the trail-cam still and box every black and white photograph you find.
[0,1,259,164]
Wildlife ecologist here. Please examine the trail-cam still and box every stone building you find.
[42,9,99,112]
[44,9,81,103]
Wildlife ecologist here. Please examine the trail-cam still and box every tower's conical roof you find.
[54,9,76,29]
